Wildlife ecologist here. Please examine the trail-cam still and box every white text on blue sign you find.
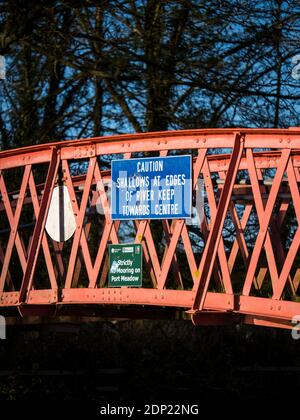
[111,155,192,220]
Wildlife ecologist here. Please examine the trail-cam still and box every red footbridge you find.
[1,128,300,329]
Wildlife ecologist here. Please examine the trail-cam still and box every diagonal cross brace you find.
[242,148,290,296]
[0,165,31,291]
[19,148,60,303]
[273,160,300,299]
[190,133,244,312]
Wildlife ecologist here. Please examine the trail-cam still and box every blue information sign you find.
[111,155,192,220]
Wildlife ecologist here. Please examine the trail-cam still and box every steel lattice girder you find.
[1,128,300,329]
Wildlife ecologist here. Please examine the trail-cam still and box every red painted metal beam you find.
[0,129,299,329]
[19,148,60,303]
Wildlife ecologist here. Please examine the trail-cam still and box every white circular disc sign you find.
[45,186,76,242]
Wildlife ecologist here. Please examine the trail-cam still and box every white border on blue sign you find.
[111,154,192,221]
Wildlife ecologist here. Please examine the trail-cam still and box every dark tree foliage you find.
[1,0,300,148]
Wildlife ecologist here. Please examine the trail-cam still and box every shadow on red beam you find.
[6,305,189,324]
[3,309,296,330]
[1,289,300,330]
[191,312,295,329]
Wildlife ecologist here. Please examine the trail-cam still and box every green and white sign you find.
[108,243,142,287]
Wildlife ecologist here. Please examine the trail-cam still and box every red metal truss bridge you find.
[1,128,300,329]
